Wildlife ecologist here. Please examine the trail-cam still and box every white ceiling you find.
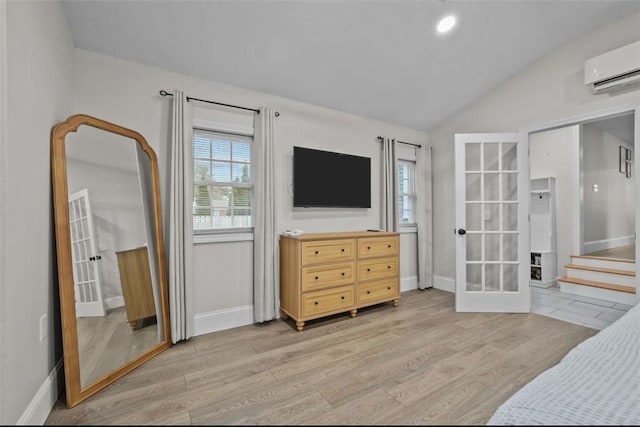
[61,0,640,132]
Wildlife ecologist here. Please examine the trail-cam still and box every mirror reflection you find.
[65,126,164,389]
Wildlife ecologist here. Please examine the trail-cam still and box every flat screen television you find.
[293,146,371,208]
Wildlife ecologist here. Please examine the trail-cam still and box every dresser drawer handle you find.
[367,268,371,272]
[341,296,345,300]
[315,251,319,254]
[314,301,319,305]
[387,244,391,248]
[341,272,345,276]
[367,246,371,250]
[367,290,371,294]
[315,276,319,280]
[387,265,391,269]
[341,248,345,252]
[387,286,391,290]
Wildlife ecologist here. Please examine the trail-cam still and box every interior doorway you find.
[529,109,638,326]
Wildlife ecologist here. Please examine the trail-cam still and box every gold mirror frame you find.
[51,114,171,408]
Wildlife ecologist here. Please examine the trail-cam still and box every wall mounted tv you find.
[293,146,371,208]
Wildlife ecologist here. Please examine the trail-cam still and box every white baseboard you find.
[193,305,254,336]
[401,275,418,292]
[434,275,455,293]
[584,235,635,254]
[104,296,124,310]
[17,359,63,425]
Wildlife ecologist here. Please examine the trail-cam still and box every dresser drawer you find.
[357,278,398,305]
[301,261,355,292]
[358,236,399,259]
[358,257,398,281]
[302,285,354,318]
[301,239,355,265]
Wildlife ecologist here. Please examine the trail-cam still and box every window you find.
[193,128,253,233]
[397,160,416,226]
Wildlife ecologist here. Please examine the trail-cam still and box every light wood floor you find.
[76,306,159,388]
[46,289,597,425]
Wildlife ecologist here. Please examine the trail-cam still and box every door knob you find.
[458,228,467,235]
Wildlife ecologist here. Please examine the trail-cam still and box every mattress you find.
[487,301,640,425]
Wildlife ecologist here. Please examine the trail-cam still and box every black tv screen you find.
[293,146,371,208]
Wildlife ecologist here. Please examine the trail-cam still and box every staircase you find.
[558,255,636,305]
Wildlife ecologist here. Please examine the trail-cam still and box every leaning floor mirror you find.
[51,114,171,408]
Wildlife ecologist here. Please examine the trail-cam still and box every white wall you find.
[582,123,635,246]
[428,12,640,282]
[72,48,427,334]
[530,126,579,278]
[2,0,74,424]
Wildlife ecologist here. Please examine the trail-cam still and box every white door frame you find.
[523,103,640,303]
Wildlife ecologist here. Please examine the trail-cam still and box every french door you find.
[69,189,106,317]
[454,133,530,312]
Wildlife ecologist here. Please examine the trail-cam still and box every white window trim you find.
[194,232,254,244]
[192,118,253,137]
[399,226,418,234]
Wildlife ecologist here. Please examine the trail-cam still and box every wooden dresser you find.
[115,246,156,330]
[279,231,400,331]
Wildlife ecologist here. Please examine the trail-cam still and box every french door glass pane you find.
[466,264,482,291]
[79,197,87,217]
[466,144,481,171]
[503,203,518,231]
[466,234,482,262]
[485,173,499,201]
[466,173,482,201]
[485,264,500,292]
[466,203,482,231]
[503,234,518,261]
[503,173,518,201]
[485,203,500,231]
[485,234,500,261]
[502,143,517,171]
[484,143,500,171]
[464,140,519,296]
[503,264,518,292]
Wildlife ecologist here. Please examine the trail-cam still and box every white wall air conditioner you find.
[584,40,640,93]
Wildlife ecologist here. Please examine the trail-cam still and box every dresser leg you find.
[393,299,400,307]
[296,321,305,332]
[350,309,357,318]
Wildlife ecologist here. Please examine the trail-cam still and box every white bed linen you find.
[488,302,640,425]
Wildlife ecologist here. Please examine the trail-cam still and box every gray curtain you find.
[168,90,194,342]
[381,137,398,232]
[416,144,434,289]
[253,107,279,322]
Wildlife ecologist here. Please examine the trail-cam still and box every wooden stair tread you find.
[558,276,635,294]
[564,263,635,277]
[571,254,635,263]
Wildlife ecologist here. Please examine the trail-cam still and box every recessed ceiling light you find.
[437,15,456,34]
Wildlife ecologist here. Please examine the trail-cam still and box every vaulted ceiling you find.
[61,0,640,131]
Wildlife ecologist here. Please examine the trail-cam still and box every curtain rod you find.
[159,90,260,114]
[376,135,422,148]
